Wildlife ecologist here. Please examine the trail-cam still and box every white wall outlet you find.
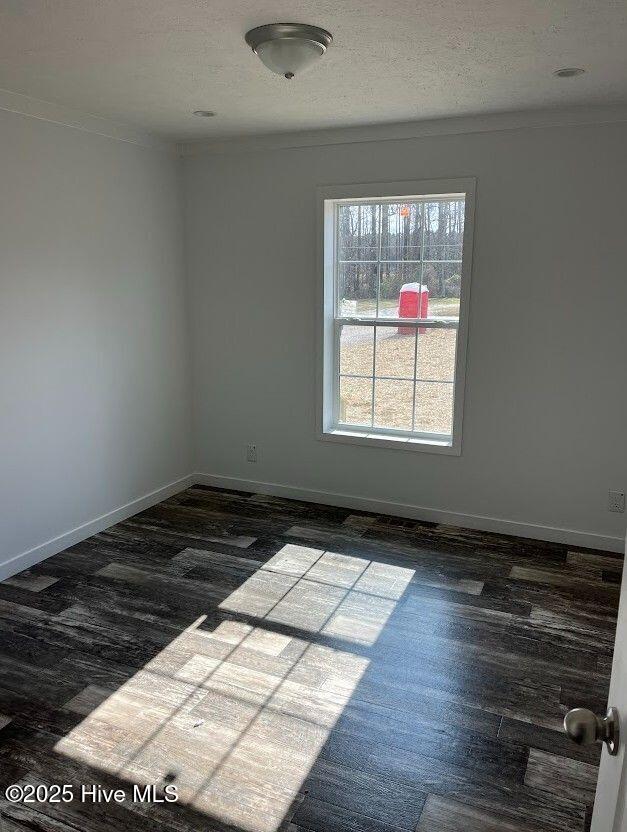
[608,490,625,513]
[246,444,257,463]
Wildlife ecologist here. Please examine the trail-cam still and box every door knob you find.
[563,707,620,755]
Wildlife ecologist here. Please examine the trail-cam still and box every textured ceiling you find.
[0,0,625,140]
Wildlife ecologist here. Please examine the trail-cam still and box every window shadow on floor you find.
[0,489,611,832]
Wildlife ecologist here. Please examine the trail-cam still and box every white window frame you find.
[316,177,475,456]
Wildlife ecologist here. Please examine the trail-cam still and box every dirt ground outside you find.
[339,326,456,434]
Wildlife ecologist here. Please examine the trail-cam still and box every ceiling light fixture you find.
[553,67,585,78]
[193,110,216,117]
[245,23,333,80]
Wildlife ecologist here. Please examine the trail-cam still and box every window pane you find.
[414,382,454,434]
[380,202,423,262]
[329,191,468,445]
[337,203,380,262]
[416,328,457,382]
[375,327,416,379]
[378,198,464,321]
[423,243,463,262]
[379,262,422,315]
[338,263,377,317]
[377,267,461,319]
[340,325,374,376]
[340,377,372,426]
[422,261,462,318]
[423,200,465,259]
[374,379,413,430]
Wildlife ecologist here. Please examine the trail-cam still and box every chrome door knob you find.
[564,707,620,755]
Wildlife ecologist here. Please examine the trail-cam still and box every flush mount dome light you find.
[245,23,333,79]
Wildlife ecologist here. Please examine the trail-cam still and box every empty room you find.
[1,2,627,831]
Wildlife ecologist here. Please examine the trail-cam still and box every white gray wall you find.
[0,108,192,573]
[2,110,625,568]
[184,120,627,549]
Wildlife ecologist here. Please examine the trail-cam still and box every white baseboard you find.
[195,472,625,554]
[0,474,195,582]
[2,470,622,583]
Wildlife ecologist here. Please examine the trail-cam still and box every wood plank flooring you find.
[0,485,621,832]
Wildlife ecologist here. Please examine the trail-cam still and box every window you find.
[318,179,475,454]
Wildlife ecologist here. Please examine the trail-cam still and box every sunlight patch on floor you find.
[54,544,414,832]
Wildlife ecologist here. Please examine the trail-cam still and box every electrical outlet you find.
[608,490,625,513]
[246,444,257,463]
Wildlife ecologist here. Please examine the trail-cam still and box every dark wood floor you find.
[0,486,622,832]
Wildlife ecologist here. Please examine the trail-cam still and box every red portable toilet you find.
[398,282,428,334]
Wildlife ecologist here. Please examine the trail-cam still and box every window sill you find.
[319,428,461,456]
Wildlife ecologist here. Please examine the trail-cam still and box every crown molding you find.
[178,103,627,158]
[0,88,173,152]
